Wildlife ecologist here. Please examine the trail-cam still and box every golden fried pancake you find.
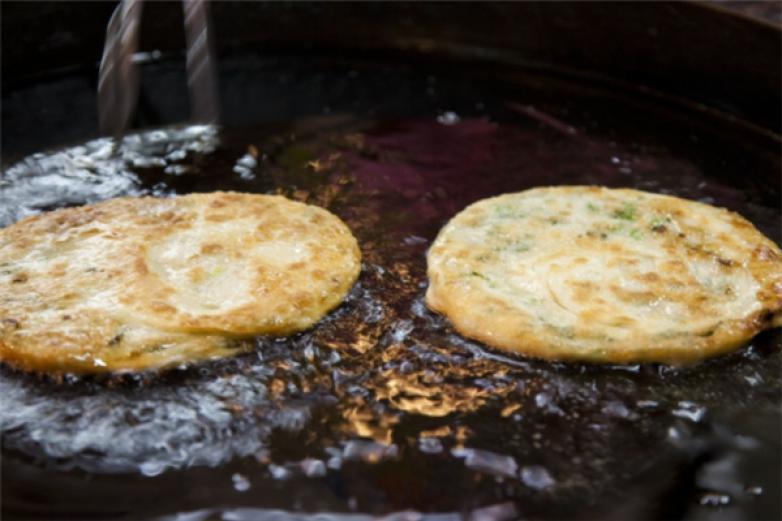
[426,186,782,364]
[0,192,361,373]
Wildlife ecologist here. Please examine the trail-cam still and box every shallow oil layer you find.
[2,97,780,521]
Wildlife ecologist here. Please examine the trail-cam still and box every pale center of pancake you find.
[528,247,760,334]
[146,220,310,315]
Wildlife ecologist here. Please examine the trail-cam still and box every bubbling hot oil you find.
[1,118,780,518]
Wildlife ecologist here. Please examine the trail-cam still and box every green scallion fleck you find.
[612,202,637,221]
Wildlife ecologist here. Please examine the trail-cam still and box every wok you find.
[1,2,780,520]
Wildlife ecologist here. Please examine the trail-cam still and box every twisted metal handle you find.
[97,0,219,139]
[97,0,142,138]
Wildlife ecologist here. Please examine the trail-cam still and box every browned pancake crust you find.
[0,192,361,373]
[426,186,782,365]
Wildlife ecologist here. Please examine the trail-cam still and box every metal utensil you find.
[97,0,219,138]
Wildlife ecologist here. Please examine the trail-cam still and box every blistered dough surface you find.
[0,192,361,373]
[426,186,782,364]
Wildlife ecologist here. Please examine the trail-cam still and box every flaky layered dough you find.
[426,186,782,365]
[0,192,361,373]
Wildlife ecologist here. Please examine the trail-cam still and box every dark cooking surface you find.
[1,55,780,521]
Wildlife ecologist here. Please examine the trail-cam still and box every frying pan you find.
[2,2,780,520]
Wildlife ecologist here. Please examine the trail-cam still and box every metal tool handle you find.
[183,0,220,124]
[97,0,220,138]
[97,0,142,138]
